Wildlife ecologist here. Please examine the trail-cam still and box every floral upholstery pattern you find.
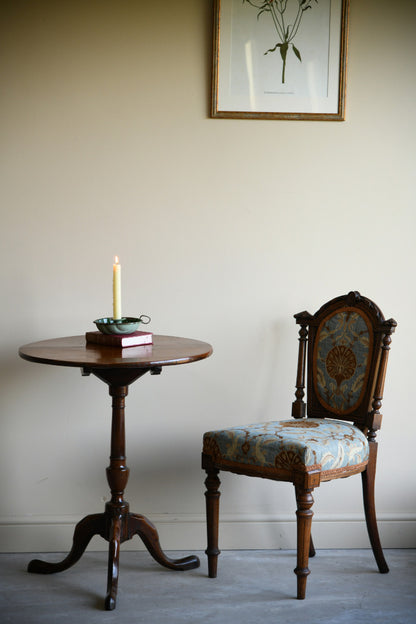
[203,419,369,473]
[315,310,372,414]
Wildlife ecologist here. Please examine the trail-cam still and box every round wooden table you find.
[19,334,213,610]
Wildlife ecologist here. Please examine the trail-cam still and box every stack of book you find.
[85,331,153,348]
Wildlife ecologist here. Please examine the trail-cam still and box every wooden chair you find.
[202,292,396,599]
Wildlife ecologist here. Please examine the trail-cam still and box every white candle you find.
[113,255,122,320]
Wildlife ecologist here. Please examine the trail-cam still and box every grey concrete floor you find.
[0,549,415,624]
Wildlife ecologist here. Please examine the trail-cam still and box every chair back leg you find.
[361,442,389,573]
[309,535,316,558]
[294,486,315,599]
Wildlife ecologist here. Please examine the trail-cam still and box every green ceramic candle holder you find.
[94,315,151,335]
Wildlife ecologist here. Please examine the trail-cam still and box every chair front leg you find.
[294,486,314,599]
[204,466,221,578]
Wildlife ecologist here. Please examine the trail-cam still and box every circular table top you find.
[19,335,213,370]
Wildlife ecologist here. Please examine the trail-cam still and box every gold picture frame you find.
[211,0,350,120]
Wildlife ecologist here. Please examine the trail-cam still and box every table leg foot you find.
[105,515,121,611]
[104,595,116,611]
[128,513,200,571]
[28,513,105,574]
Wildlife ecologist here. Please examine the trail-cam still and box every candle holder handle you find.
[138,315,151,325]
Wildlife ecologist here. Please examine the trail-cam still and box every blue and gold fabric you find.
[203,418,369,474]
[314,310,372,415]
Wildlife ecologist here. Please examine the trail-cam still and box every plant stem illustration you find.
[243,0,318,83]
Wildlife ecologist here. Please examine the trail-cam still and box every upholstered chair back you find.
[292,291,396,432]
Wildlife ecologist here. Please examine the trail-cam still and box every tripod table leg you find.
[28,513,105,575]
[128,513,200,571]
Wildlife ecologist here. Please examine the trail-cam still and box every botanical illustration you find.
[243,0,318,83]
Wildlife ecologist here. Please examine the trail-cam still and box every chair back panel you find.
[297,292,397,428]
[314,308,373,415]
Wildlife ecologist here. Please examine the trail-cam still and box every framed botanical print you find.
[211,0,350,120]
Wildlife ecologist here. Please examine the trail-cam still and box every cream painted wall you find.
[0,0,415,553]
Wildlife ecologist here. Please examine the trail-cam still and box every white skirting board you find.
[0,513,414,552]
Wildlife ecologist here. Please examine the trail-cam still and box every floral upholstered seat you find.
[202,292,397,600]
[203,418,369,477]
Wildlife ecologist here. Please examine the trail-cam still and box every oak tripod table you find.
[19,334,212,610]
